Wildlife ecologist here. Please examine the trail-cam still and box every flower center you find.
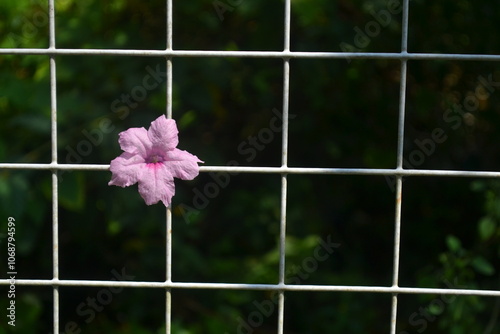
[146,154,164,164]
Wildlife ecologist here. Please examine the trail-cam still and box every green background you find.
[0,0,500,333]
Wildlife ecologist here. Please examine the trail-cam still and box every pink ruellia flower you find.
[108,115,203,206]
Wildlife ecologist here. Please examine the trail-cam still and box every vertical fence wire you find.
[165,0,173,333]
[277,0,292,332]
[48,0,60,332]
[390,0,411,332]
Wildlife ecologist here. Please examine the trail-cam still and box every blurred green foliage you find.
[1,0,500,333]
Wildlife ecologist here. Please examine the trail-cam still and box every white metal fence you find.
[1,0,500,333]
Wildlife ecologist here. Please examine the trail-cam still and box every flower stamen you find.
[147,154,164,164]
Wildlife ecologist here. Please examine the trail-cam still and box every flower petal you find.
[118,127,152,157]
[137,163,176,206]
[108,152,145,187]
[148,115,179,152]
[164,148,203,180]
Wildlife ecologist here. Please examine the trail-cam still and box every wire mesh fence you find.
[1,0,500,333]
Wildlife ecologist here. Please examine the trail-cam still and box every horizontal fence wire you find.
[2,163,500,178]
[1,279,500,296]
[1,0,500,333]
[1,48,500,61]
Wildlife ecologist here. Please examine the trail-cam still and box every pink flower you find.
[108,115,203,206]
